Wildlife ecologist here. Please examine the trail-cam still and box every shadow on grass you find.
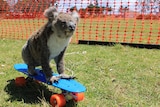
[4,79,53,104]
[4,79,77,107]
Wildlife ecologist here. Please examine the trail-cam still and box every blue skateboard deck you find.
[14,63,86,93]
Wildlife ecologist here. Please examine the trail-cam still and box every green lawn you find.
[0,39,160,107]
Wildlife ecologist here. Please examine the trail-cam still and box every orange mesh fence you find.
[0,0,160,44]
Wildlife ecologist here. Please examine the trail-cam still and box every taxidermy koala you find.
[22,6,79,82]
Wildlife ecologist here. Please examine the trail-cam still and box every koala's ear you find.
[71,11,80,23]
[44,6,58,21]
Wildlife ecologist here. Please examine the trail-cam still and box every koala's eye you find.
[61,22,66,27]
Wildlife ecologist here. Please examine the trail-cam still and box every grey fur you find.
[22,6,79,82]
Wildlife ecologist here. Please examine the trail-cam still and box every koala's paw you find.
[28,70,37,76]
[47,74,76,84]
[48,76,60,83]
[59,74,76,79]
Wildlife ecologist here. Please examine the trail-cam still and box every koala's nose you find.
[69,25,75,31]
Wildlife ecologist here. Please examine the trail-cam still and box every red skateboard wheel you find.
[50,94,66,107]
[15,77,26,86]
[72,92,84,102]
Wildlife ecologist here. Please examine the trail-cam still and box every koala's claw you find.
[59,74,76,79]
[47,74,76,84]
[28,70,37,76]
[49,76,60,83]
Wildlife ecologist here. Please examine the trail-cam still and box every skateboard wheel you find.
[35,80,41,84]
[15,77,26,86]
[50,94,66,107]
[72,92,84,102]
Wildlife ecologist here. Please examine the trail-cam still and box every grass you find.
[0,39,160,107]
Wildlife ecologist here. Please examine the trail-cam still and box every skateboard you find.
[14,63,86,107]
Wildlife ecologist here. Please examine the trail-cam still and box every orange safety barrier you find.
[0,0,160,45]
